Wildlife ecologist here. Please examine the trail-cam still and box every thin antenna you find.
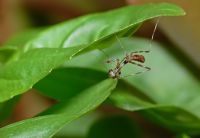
[98,34,126,62]
[148,18,160,52]
[115,34,127,55]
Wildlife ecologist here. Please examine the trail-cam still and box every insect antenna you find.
[99,34,127,64]
[115,34,127,56]
[131,18,160,54]
[148,17,160,52]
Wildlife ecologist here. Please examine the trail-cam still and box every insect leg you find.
[131,50,150,54]
[130,61,151,71]
[131,18,160,54]
[115,34,127,56]
[147,18,160,52]
[121,61,151,78]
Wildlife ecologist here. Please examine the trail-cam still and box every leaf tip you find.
[161,2,186,16]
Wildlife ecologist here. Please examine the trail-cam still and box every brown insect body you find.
[131,54,145,63]
[123,54,145,65]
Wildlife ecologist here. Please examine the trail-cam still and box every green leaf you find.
[110,90,157,112]
[0,79,117,138]
[86,115,141,138]
[0,114,68,138]
[34,68,107,101]
[62,37,200,134]
[0,46,85,102]
[108,38,200,134]
[22,3,185,51]
[110,91,200,134]
[40,79,117,115]
[0,3,185,102]
[54,112,100,138]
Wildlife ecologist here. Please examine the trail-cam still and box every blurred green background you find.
[0,0,199,138]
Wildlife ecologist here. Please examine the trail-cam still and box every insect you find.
[107,51,151,79]
[107,19,160,79]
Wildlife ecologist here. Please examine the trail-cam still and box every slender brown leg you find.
[121,61,151,78]
[130,61,151,70]
[131,50,150,54]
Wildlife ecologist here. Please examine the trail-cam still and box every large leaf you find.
[107,38,200,134]
[59,37,200,134]
[0,3,184,102]
[0,79,117,138]
[23,3,185,50]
